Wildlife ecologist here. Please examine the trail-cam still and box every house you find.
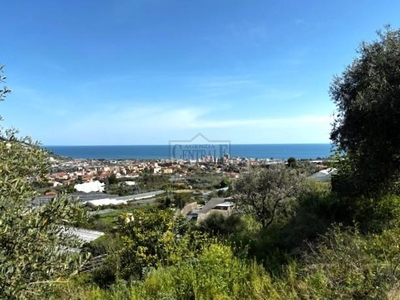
[213,201,235,212]
[186,198,235,223]
[74,180,105,193]
[308,168,338,182]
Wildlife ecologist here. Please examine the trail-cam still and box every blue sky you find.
[2,0,400,145]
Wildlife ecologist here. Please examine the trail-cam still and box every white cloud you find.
[295,19,306,25]
[190,115,332,129]
[9,77,332,145]
[195,78,255,89]
[51,103,333,144]
[260,88,304,101]
[72,103,332,131]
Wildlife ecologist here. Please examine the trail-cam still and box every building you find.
[185,198,235,223]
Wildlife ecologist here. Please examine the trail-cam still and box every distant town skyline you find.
[2,1,400,145]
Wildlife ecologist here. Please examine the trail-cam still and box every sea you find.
[45,144,333,160]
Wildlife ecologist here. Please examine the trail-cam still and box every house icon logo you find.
[169,133,231,161]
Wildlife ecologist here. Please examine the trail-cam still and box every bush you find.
[199,213,246,238]
[282,225,400,299]
[122,244,278,299]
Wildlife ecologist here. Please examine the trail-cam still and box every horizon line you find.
[44,143,333,147]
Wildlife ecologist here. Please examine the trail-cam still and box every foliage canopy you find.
[330,26,400,194]
[235,165,305,228]
[0,66,87,299]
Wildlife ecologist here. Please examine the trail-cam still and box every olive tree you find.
[330,26,400,195]
[234,165,305,228]
[0,66,87,299]
[0,65,11,104]
[115,208,209,281]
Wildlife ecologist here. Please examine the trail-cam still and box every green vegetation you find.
[235,164,305,228]
[0,67,87,299]
[170,190,194,208]
[331,25,400,196]
[5,26,400,299]
[137,173,169,192]
[287,156,297,168]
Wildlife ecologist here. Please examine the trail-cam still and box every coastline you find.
[45,144,333,161]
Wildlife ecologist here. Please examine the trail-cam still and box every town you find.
[32,154,333,233]
[40,154,330,201]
